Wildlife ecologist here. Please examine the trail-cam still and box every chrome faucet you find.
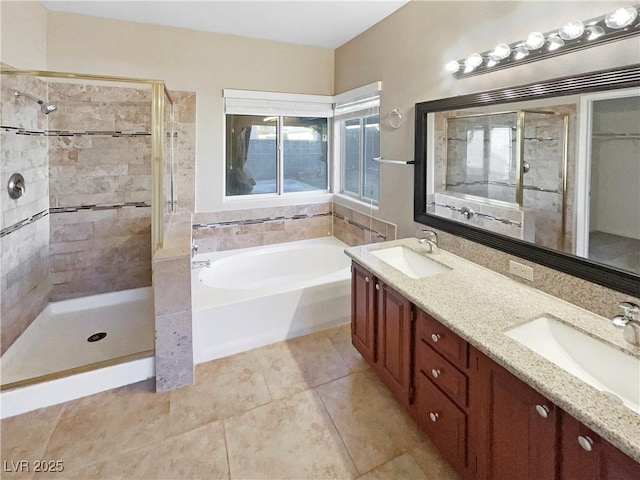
[418,229,439,253]
[611,301,640,347]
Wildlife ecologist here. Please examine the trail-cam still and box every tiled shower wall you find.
[192,201,396,253]
[0,73,51,354]
[46,83,153,301]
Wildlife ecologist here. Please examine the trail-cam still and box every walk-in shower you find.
[0,68,175,395]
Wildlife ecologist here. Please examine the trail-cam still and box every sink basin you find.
[505,316,640,414]
[370,246,451,279]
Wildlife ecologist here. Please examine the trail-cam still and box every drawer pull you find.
[578,435,594,452]
[375,284,380,291]
[365,276,370,283]
[535,404,550,418]
[431,333,441,343]
[431,369,441,378]
[429,412,439,422]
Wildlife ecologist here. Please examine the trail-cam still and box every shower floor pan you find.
[1,287,155,389]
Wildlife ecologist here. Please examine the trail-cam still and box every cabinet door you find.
[472,348,559,480]
[561,412,640,480]
[351,262,376,364]
[376,281,413,408]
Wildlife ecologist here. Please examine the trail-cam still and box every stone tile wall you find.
[0,73,51,354]
[153,213,193,392]
[333,202,397,247]
[192,203,333,253]
[46,82,154,300]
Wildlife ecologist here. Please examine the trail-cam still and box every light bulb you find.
[547,35,565,51]
[489,43,511,61]
[445,60,460,73]
[605,7,638,29]
[465,53,483,69]
[559,20,585,40]
[523,32,545,50]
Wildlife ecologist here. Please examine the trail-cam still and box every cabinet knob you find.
[429,412,439,422]
[365,276,370,283]
[375,284,380,291]
[431,369,441,378]
[431,333,441,343]
[535,404,550,418]
[578,435,594,452]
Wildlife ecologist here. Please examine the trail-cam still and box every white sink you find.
[370,246,451,279]
[505,316,640,414]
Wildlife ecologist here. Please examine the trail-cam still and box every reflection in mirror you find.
[581,91,640,275]
[424,88,639,276]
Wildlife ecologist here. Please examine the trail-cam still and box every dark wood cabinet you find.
[351,262,376,364]
[375,281,413,408]
[561,412,640,480]
[351,262,413,407]
[470,347,559,480]
[350,262,640,480]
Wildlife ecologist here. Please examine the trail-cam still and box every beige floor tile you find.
[0,404,65,480]
[323,324,369,373]
[408,440,460,480]
[255,331,350,400]
[43,380,171,471]
[61,421,229,480]
[169,350,271,436]
[316,371,425,474]
[225,389,357,480]
[357,453,428,480]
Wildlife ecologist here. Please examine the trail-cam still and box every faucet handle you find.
[619,302,640,321]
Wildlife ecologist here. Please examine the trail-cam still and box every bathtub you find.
[191,236,352,364]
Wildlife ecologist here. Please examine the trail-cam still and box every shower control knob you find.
[7,173,25,200]
[431,333,441,343]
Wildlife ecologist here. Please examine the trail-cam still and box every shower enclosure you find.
[0,68,175,391]
[434,109,568,249]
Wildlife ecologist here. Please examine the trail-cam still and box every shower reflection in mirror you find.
[426,87,639,275]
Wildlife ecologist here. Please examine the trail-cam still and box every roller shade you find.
[224,89,334,117]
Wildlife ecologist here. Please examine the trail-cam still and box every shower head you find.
[13,90,57,115]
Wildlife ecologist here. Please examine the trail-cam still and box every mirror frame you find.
[414,64,640,297]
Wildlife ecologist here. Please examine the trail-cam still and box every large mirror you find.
[414,65,640,297]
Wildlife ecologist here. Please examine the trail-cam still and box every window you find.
[223,90,332,197]
[334,82,381,203]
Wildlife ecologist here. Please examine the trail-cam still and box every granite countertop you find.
[345,238,640,462]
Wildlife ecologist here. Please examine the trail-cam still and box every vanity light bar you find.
[447,5,640,79]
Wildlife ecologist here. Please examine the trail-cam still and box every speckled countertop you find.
[345,238,640,462]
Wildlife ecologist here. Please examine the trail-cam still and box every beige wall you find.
[335,1,640,238]
[0,1,48,69]
[44,11,335,213]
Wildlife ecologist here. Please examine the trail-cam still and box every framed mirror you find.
[414,64,640,297]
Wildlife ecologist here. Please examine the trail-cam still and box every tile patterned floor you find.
[1,325,460,480]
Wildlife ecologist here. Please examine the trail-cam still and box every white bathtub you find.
[191,236,351,364]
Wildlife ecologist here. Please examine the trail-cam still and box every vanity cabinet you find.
[561,412,640,479]
[351,262,413,408]
[470,346,559,480]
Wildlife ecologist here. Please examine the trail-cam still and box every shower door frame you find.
[0,67,174,253]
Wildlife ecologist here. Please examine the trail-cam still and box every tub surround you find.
[153,212,193,392]
[192,201,397,254]
[345,238,640,462]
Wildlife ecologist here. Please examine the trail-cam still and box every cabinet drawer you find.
[417,309,468,369]
[417,371,467,469]
[417,341,467,408]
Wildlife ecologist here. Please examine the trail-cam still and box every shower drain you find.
[87,332,107,343]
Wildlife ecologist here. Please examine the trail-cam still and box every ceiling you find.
[40,1,410,49]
